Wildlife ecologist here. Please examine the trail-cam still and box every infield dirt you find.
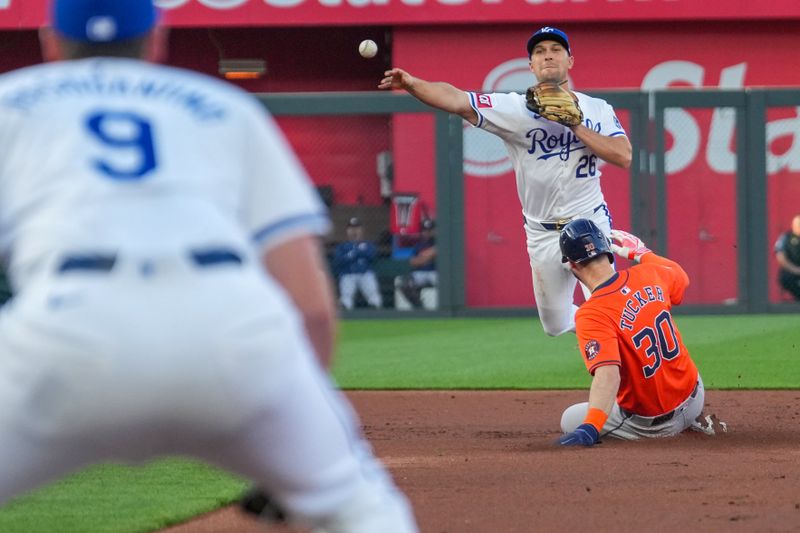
[163,390,800,533]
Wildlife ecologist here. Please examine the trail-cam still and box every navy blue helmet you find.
[559,219,614,264]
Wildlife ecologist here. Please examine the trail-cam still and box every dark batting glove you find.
[558,423,600,447]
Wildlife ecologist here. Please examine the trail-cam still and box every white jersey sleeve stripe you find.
[467,92,485,128]
[253,213,331,249]
[609,131,627,137]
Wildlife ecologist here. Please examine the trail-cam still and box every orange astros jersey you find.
[575,253,699,417]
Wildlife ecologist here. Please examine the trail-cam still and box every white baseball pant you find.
[0,252,416,532]
[339,271,383,310]
[524,205,612,336]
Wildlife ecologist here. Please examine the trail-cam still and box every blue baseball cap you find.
[526,27,571,57]
[52,0,158,43]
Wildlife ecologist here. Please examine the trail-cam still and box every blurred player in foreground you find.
[556,220,722,446]
[0,1,417,530]
[379,27,631,336]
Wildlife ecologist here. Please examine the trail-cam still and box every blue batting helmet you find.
[559,219,614,264]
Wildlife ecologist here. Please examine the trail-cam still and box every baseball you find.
[358,39,378,59]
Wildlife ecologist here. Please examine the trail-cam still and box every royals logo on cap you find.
[526,26,572,57]
[85,16,118,42]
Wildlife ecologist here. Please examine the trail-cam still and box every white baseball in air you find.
[358,39,378,59]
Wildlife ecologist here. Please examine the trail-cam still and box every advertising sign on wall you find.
[1,0,799,29]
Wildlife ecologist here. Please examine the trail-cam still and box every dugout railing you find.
[259,93,465,319]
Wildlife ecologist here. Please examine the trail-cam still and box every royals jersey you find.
[467,91,626,222]
[575,253,699,417]
[0,58,328,292]
[333,240,377,275]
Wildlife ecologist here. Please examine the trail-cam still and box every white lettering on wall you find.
[642,60,800,174]
[264,0,305,6]
[318,0,392,6]
[706,63,745,173]
[767,112,800,173]
[155,0,191,7]
[198,0,248,7]
[641,60,703,174]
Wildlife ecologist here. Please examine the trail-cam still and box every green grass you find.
[332,316,587,389]
[331,315,800,389]
[1,314,798,532]
[672,314,800,388]
[0,459,248,533]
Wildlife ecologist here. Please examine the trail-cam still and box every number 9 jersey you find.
[0,58,329,292]
[467,90,626,224]
[575,252,699,418]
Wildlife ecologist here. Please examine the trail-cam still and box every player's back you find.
[0,58,295,290]
[577,258,698,416]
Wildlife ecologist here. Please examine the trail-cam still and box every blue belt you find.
[58,249,243,274]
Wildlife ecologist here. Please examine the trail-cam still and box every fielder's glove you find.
[525,81,584,127]
[239,487,287,523]
[609,229,652,263]
[558,423,600,447]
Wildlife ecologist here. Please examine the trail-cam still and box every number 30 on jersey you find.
[632,310,681,379]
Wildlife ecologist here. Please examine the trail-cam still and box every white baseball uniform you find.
[468,90,627,336]
[339,270,383,309]
[334,239,383,310]
[0,58,416,532]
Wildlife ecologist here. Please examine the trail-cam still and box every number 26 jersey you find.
[466,90,627,223]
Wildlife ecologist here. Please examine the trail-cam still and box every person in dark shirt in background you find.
[334,217,383,309]
[775,214,800,301]
[398,219,437,309]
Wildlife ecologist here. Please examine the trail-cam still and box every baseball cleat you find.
[691,414,728,436]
